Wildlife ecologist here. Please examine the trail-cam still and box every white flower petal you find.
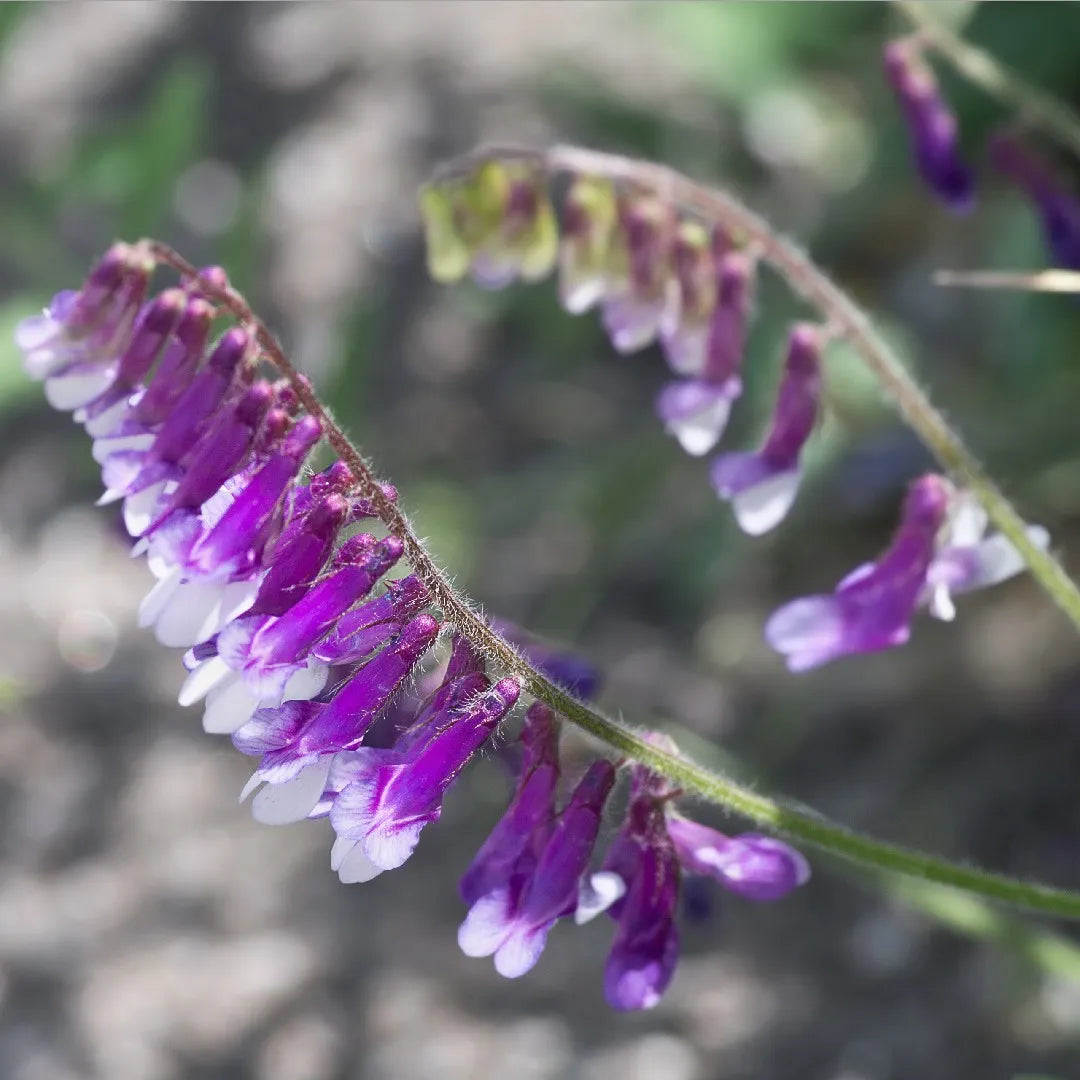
[575,871,626,925]
[178,655,233,707]
[251,758,332,825]
[731,470,801,536]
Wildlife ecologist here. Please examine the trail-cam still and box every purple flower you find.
[233,613,443,823]
[328,677,521,879]
[989,131,1080,270]
[710,322,823,534]
[601,784,681,1012]
[766,473,951,671]
[923,493,1049,622]
[138,416,322,647]
[656,376,742,458]
[184,534,404,733]
[766,475,1045,670]
[458,702,561,907]
[600,196,675,354]
[656,251,753,456]
[18,243,152,408]
[667,817,810,900]
[659,222,726,377]
[312,574,431,666]
[459,757,616,978]
[557,175,618,315]
[883,40,974,213]
[97,326,251,510]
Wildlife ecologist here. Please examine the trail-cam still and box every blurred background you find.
[1,2,1080,1077]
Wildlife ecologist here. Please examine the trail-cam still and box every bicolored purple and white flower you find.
[96,326,251,514]
[459,756,616,978]
[666,817,810,901]
[600,196,676,354]
[557,175,618,315]
[710,322,823,535]
[327,676,521,881]
[883,39,974,213]
[232,613,443,825]
[659,221,725,377]
[656,251,754,456]
[181,534,405,733]
[767,475,1046,671]
[17,243,153,411]
[924,492,1050,622]
[137,416,322,647]
[458,701,561,908]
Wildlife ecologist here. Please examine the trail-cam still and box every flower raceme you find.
[420,156,1043,664]
[17,242,810,1011]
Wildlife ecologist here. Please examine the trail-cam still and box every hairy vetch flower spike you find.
[18,237,814,1013]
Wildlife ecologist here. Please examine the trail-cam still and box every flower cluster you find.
[422,163,825,538]
[883,37,1080,272]
[421,158,1045,667]
[17,242,810,1010]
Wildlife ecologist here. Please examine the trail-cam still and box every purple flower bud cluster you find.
[423,166,830,537]
[18,243,811,1009]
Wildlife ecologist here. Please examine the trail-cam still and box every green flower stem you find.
[895,0,1080,162]
[144,237,1080,924]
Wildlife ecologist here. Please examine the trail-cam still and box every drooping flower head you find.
[883,38,975,212]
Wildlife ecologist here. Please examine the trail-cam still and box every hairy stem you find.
[142,238,1080,923]
[895,1,1080,161]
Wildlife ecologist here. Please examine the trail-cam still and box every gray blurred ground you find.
[1,3,1080,1079]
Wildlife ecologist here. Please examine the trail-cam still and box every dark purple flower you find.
[328,676,521,878]
[311,574,431,666]
[459,757,615,977]
[656,376,742,458]
[232,613,443,825]
[659,221,726,377]
[459,701,561,907]
[667,817,810,900]
[710,322,823,534]
[601,784,681,1012]
[989,131,1080,270]
[883,40,974,213]
[97,327,251,510]
[767,475,1046,669]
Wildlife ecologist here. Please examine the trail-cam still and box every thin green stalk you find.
[895,0,1080,161]
[146,237,1080,924]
